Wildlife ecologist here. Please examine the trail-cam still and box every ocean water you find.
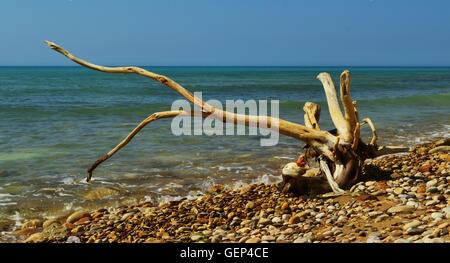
[0,66,449,240]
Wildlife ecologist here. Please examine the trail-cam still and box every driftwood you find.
[45,41,408,195]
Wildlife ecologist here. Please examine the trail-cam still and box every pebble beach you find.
[14,138,450,243]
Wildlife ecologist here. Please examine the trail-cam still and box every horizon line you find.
[1,65,450,68]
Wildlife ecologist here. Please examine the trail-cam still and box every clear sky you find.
[1,0,449,66]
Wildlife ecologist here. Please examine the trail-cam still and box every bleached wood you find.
[45,40,409,194]
[303,102,321,130]
[362,117,378,146]
[339,70,357,133]
[316,73,351,142]
[46,41,337,179]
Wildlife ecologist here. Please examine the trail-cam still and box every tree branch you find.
[316,72,350,142]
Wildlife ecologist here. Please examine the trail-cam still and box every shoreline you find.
[13,139,450,243]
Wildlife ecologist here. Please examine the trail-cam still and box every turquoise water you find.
[0,66,449,239]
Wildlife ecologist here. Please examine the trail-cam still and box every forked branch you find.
[45,41,338,180]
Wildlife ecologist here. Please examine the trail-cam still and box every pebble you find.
[442,207,450,214]
[66,236,81,243]
[245,237,261,243]
[191,234,203,242]
[25,232,44,243]
[245,201,255,210]
[66,211,90,224]
[426,179,438,188]
[430,212,443,220]
[288,216,300,226]
[315,212,326,219]
[271,217,282,224]
[18,139,450,244]
[261,235,275,242]
[258,218,271,226]
[393,188,405,195]
[43,219,59,229]
[407,227,425,235]
[293,237,311,243]
[426,187,438,193]
[21,219,42,230]
[394,238,411,243]
[374,214,388,223]
[403,220,421,231]
[387,205,415,214]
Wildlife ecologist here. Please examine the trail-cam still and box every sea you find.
[0,66,449,241]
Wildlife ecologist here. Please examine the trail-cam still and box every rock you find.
[393,188,405,195]
[238,236,248,243]
[210,235,221,243]
[293,237,311,243]
[261,235,275,242]
[21,219,42,230]
[315,212,326,219]
[282,162,304,177]
[281,202,289,211]
[43,219,59,229]
[416,185,426,193]
[374,214,389,223]
[427,187,438,193]
[245,201,255,210]
[438,153,450,162]
[276,235,287,243]
[403,220,421,231]
[66,211,90,224]
[387,205,415,214]
[366,233,381,243]
[282,228,294,235]
[438,222,449,229]
[435,138,450,146]
[390,230,403,237]
[258,218,271,226]
[407,227,425,235]
[406,201,418,208]
[426,179,438,188]
[394,238,411,243]
[121,212,135,221]
[66,236,81,243]
[425,200,440,206]
[288,215,301,224]
[75,217,90,225]
[390,172,402,179]
[282,214,290,222]
[418,164,431,173]
[237,227,251,234]
[208,184,224,193]
[337,215,347,223]
[422,237,445,243]
[191,234,203,242]
[245,237,261,243]
[25,232,44,243]
[431,212,443,220]
[83,187,120,200]
[428,146,450,154]
[271,217,281,224]
[227,212,235,220]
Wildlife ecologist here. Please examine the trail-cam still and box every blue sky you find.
[0,0,449,66]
